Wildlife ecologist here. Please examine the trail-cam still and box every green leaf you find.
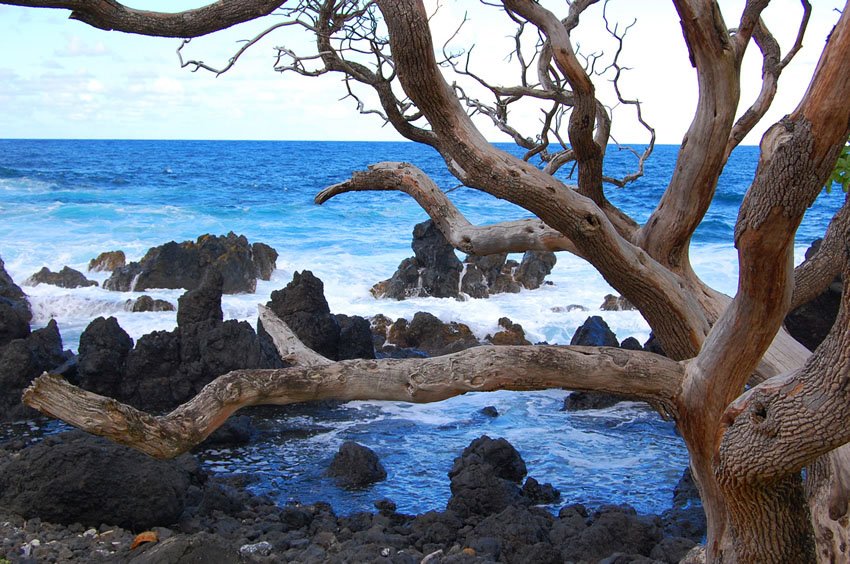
[825,137,850,194]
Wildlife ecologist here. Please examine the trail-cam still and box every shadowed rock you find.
[125,295,175,312]
[785,239,842,350]
[0,257,32,347]
[0,430,204,530]
[385,312,479,357]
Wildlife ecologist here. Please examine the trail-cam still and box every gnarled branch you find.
[316,162,582,257]
[23,345,684,459]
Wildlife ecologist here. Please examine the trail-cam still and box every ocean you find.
[0,139,841,516]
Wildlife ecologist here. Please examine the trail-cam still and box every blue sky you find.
[0,1,842,143]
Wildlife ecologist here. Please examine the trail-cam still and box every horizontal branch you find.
[316,162,583,257]
[23,345,684,459]
[1,0,286,37]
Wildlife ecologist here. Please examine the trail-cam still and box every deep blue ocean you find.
[0,139,842,517]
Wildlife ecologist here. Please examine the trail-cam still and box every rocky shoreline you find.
[0,426,705,564]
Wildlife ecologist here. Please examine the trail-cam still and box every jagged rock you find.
[125,295,175,312]
[103,232,277,294]
[374,221,556,300]
[386,312,479,357]
[88,250,126,272]
[0,257,32,347]
[468,505,556,562]
[600,294,636,311]
[76,316,134,399]
[265,270,340,360]
[25,266,98,289]
[75,274,282,412]
[128,532,238,564]
[369,314,394,350]
[0,320,70,421]
[486,317,531,346]
[327,441,387,488]
[515,251,557,290]
[447,436,528,517]
[0,430,204,530]
[571,316,619,347]
[785,239,842,350]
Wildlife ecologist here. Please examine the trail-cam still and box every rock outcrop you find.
[372,220,556,300]
[76,271,283,411]
[0,259,71,421]
[103,232,277,294]
[264,271,375,362]
[384,312,479,357]
[25,266,98,289]
[446,436,559,518]
[124,295,175,312]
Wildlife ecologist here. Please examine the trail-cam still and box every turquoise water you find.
[0,139,841,516]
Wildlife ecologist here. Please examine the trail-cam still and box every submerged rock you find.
[103,232,277,294]
[25,266,98,289]
[373,220,557,300]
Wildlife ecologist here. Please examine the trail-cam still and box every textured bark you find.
[1,0,286,37]
[23,344,684,459]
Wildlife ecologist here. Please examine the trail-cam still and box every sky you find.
[0,0,843,143]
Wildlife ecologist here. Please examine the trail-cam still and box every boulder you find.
[103,232,277,294]
[570,316,619,347]
[0,320,70,421]
[88,250,126,272]
[125,295,175,312]
[326,441,387,488]
[0,430,204,530]
[198,415,254,449]
[0,257,32,347]
[386,312,479,357]
[467,505,556,562]
[620,337,643,351]
[486,317,531,346]
[643,333,667,356]
[447,436,536,517]
[25,266,98,289]
[412,220,464,299]
[514,251,557,290]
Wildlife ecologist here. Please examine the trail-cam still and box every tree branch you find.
[23,345,684,459]
[315,162,583,257]
[0,0,287,37]
[790,189,849,311]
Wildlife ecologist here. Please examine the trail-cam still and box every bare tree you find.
[4,0,850,561]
